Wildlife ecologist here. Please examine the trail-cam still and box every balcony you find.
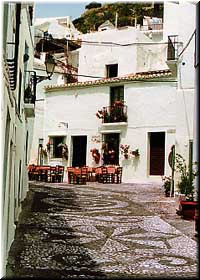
[96,101,128,125]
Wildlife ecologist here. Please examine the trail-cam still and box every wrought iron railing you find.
[96,103,128,124]
[167,35,179,60]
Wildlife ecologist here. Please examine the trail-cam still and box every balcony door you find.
[110,86,124,106]
[72,136,87,167]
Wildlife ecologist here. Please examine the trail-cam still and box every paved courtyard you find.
[6,181,198,278]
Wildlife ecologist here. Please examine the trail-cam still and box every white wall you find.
[78,27,169,82]
[2,3,35,273]
[44,80,180,182]
[163,1,196,89]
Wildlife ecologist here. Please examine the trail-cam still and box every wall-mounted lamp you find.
[26,53,56,85]
[45,53,56,79]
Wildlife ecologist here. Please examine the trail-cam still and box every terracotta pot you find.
[180,201,198,220]
[194,208,199,234]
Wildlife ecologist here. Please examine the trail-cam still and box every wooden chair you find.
[79,166,87,185]
[28,164,35,180]
[50,166,57,183]
[31,165,40,181]
[56,165,64,182]
[95,167,102,183]
[99,166,108,183]
[114,166,123,184]
[107,166,116,183]
[73,167,82,184]
[67,167,75,184]
[40,166,50,182]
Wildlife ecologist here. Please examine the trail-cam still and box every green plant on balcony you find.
[110,100,127,122]
[96,107,109,122]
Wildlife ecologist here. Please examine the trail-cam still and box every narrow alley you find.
[6,181,198,279]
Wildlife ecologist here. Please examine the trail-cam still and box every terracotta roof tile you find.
[45,69,172,91]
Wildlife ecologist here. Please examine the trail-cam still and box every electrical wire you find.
[177,30,196,59]
[34,35,181,47]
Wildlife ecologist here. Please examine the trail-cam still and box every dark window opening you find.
[106,64,118,78]
[50,136,65,158]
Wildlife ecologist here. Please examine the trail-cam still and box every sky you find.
[34,0,151,20]
[34,1,107,20]
[35,2,90,20]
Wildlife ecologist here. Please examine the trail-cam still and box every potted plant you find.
[90,148,100,164]
[120,144,130,159]
[131,149,140,157]
[175,153,198,220]
[162,176,173,197]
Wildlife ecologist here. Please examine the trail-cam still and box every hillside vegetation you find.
[73,2,163,34]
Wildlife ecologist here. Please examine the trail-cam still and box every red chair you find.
[73,167,82,184]
[67,167,75,184]
[40,166,50,182]
[56,165,64,182]
[50,166,57,183]
[99,166,108,184]
[107,166,116,183]
[114,166,123,184]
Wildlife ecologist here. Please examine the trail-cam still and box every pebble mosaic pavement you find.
[7,182,198,279]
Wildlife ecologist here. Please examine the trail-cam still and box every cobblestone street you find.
[6,181,198,279]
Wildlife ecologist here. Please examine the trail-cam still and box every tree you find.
[85,2,102,10]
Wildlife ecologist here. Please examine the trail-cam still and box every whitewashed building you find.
[30,2,197,187]
[2,2,35,273]
[29,17,81,165]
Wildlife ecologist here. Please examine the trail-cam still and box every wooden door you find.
[150,132,165,175]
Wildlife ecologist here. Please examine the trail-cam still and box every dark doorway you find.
[102,133,120,165]
[72,136,87,167]
[149,132,165,175]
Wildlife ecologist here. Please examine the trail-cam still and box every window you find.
[50,136,65,158]
[110,86,124,106]
[106,64,118,78]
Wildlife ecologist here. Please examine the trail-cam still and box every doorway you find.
[72,136,87,167]
[149,132,165,175]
